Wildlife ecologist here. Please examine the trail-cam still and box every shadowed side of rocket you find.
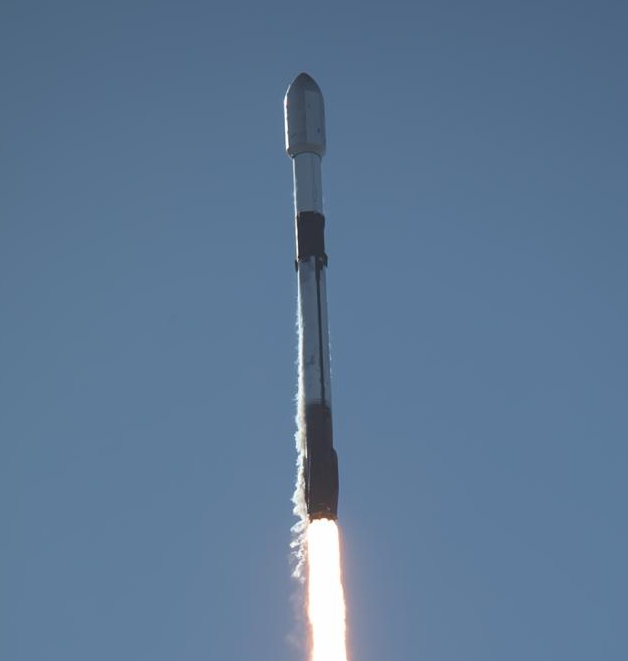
[285,73,339,521]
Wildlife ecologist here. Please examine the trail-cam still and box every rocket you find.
[284,73,339,521]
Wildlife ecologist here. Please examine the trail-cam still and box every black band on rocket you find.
[304,401,339,519]
[296,212,326,261]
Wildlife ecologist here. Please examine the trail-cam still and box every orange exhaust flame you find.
[307,519,348,661]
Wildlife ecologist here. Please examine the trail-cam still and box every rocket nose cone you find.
[289,72,322,96]
[284,72,326,158]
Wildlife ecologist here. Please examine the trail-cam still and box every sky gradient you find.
[2,1,627,660]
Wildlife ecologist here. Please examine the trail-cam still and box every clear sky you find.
[1,1,626,660]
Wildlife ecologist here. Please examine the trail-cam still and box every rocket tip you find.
[288,72,323,97]
[295,71,319,86]
[284,72,326,157]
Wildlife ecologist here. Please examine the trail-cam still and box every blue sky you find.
[1,1,626,660]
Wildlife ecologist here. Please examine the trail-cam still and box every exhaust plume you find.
[307,519,348,661]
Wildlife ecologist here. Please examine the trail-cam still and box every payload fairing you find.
[285,73,339,521]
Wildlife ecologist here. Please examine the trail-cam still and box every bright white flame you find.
[307,519,348,661]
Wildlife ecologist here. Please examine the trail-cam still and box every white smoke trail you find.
[287,289,310,658]
[291,289,309,580]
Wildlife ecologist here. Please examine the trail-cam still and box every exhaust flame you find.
[307,519,348,661]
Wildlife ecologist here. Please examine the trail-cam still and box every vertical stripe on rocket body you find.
[296,212,331,408]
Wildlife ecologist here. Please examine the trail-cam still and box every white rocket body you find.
[285,73,338,520]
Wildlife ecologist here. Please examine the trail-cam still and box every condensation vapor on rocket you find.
[290,285,308,577]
